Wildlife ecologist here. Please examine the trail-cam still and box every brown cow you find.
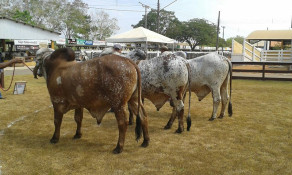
[35,48,149,154]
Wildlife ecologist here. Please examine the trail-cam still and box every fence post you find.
[262,63,265,80]
[252,46,255,61]
[242,39,246,61]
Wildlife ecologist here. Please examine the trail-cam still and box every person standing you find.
[113,44,122,55]
[159,45,168,53]
[0,58,23,99]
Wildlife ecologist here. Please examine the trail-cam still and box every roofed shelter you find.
[232,30,292,62]
[105,27,175,53]
[0,16,60,51]
[246,30,292,50]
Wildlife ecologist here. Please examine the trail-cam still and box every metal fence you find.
[74,50,231,60]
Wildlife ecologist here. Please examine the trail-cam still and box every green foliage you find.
[90,11,120,40]
[169,18,217,50]
[12,10,36,26]
[0,0,102,40]
[132,9,179,35]
[226,35,245,47]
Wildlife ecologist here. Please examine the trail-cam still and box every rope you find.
[0,64,16,91]
[0,61,33,92]
[21,61,34,72]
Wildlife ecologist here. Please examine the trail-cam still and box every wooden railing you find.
[232,62,292,81]
[261,50,292,62]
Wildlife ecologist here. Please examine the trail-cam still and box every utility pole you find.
[139,2,150,29]
[221,26,225,39]
[216,11,220,51]
[156,0,177,34]
[157,0,160,33]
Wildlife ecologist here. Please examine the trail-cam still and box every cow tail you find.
[227,59,233,117]
[186,62,192,131]
[127,59,143,141]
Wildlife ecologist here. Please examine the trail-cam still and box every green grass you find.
[0,75,291,175]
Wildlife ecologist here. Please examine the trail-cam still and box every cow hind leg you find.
[73,108,83,139]
[218,84,229,119]
[171,88,185,133]
[113,106,128,154]
[128,98,150,148]
[128,105,134,125]
[50,108,64,144]
[209,87,221,121]
[164,107,176,129]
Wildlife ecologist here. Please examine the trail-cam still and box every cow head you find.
[79,50,90,61]
[99,47,114,57]
[34,48,54,79]
[126,49,146,61]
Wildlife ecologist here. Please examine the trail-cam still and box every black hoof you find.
[218,115,224,119]
[208,117,216,121]
[164,125,171,130]
[50,138,59,144]
[175,128,183,133]
[141,140,149,148]
[73,134,82,139]
[113,146,123,154]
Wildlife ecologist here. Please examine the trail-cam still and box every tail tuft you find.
[187,115,192,131]
[228,102,233,117]
[135,114,142,141]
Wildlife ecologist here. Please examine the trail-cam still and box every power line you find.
[161,0,177,10]
[88,7,144,12]
[139,2,151,28]
[88,4,141,7]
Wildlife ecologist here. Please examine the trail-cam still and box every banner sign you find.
[14,40,49,45]
[93,41,106,46]
[84,40,93,45]
[16,45,39,51]
[67,39,77,44]
[77,39,93,45]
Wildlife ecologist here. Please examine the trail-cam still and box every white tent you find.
[105,27,175,52]
[106,27,175,44]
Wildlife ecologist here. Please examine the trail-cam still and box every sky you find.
[84,0,292,39]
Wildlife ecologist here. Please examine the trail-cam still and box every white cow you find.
[164,52,232,129]
[127,49,192,133]
[186,52,233,122]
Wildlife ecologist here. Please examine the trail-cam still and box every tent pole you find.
[145,41,148,59]
[172,43,174,52]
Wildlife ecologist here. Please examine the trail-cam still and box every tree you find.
[90,11,119,40]
[60,0,90,39]
[0,0,91,39]
[226,35,245,47]
[12,10,36,25]
[132,9,179,35]
[169,18,217,51]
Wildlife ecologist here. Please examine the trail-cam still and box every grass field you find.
[0,75,291,175]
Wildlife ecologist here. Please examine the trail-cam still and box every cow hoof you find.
[141,140,149,148]
[208,117,216,121]
[73,134,82,139]
[218,115,224,119]
[175,128,183,133]
[164,125,171,130]
[50,138,59,144]
[113,147,123,154]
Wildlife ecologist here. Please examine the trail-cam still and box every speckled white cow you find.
[127,49,192,133]
[188,52,233,121]
[144,52,232,126]
[158,52,232,123]
[34,48,150,154]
